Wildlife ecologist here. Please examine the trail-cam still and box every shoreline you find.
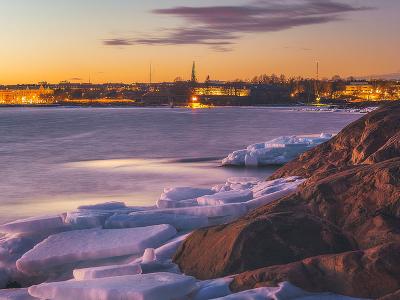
[0,128,367,299]
[1,105,398,299]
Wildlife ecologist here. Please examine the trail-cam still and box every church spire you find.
[191,61,197,83]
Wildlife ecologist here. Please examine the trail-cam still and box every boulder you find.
[231,242,400,299]
[270,103,400,179]
[174,211,354,279]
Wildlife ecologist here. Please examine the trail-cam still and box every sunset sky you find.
[0,0,399,84]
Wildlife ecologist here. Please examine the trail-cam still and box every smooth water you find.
[0,107,361,223]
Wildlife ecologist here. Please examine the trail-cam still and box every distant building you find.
[344,82,374,95]
[0,86,55,105]
[193,86,250,97]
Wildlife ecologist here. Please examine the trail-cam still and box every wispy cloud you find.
[103,0,371,51]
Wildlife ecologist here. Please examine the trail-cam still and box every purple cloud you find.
[103,0,371,51]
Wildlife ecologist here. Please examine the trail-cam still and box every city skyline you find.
[1,0,399,84]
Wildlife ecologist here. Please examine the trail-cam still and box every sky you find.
[0,0,399,84]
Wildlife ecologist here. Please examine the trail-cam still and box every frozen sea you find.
[0,107,361,223]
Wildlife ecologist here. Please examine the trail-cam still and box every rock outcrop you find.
[270,103,400,179]
[231,242,400,299]
[174,211,354,279]
[173,103,400,299]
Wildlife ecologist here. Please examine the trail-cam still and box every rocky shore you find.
[174,103,400,299]
[0,103,398,299]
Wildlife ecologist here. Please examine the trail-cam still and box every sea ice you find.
[16,225,177,274]
[155,203,248,221]
[64,211,110,229]
[197,190,253,206]
[77,202,127,211]
[157,187,215,208]
[141,248,156,263]
[154,233,191,260]
[28,272,197,300]
[0,215,66,235]
[251,177,302,197]
[0,288,37,300]
[211,281,364,300]
[222,133,332,167]
[191,277,233,300]
[105,211,208,231]
[73,263,142,280]
[246,185,299,210]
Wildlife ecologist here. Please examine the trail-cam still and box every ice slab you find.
[142,248,156,263]
[212,281,363,300]
[105,211,208,231]
[192,277,233,300]
[17,225,177,274]
[0,288,37,300]
[197,190,253,206]
[154,233,191,260]
[155,203,248,221]
[251,177,302,197]
[0,215,66,234]
[222,134,332,167]
[78,202,127,211]
[158,187,214,208]
[246,186,298,211]
[73,263,142,280]
[64,211,110,229]
[28,272,197,300]
[227,177,259,186]
[212,177,260,193]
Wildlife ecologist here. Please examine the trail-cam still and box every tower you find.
[315,61,320,102]
[149,63,152,85]
[191,61,197,83]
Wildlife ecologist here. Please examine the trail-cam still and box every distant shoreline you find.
[0,101,395,109]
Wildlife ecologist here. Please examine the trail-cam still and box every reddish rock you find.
[173,104,400,298]
[173,211,354,279]
[379,289,400,300]
[270,103,400,179]
[231,242,400,299]
[259,158,400,249]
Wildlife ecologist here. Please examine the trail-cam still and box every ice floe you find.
[157,187,215,208]
[0,175,363,300]
[16,225,177,274]
[222,134,333,167]
[29,272,197,300]
[212,281,365,299]
[73,263,142,281]
[0,215,66,235]
[105,211,208,231]
[0,288,36,300]
[154,233,191,260]
[197,190,253,206]
[292,106,378,114]
[192,277,233,300]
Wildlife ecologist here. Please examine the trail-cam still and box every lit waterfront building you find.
[193,86,250,97]
[344,82,374,95]
[0,86,55,105]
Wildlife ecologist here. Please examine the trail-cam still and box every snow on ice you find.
[16,225,177,274]
[0,173,364,300]
[105,211,208,231]
[222,134,333,167]
[28,272,197,300]
[212,281,365,300]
